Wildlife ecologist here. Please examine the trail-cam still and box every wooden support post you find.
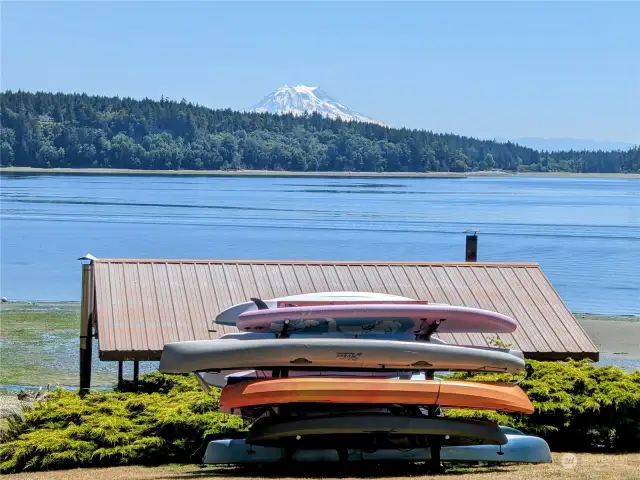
[424,369,444,473]
[117,361,123,388]
[133,361,139,387]
[79,262,95,394]
[426,404,444,474]
[429,439,442,473]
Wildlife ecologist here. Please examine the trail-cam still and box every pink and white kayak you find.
[236,304,518,335]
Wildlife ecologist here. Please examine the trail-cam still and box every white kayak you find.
[159,337,526,374]
[215,291,419,326]
[202,433,552,464]
[216,333,524,358]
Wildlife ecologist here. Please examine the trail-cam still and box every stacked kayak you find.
[204,430,552,464]
[159,291,551,467]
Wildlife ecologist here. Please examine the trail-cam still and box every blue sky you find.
[2,1,638,144]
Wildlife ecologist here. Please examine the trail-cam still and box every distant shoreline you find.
[1,167,639,179]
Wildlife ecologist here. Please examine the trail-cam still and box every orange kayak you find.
[219,377,534,414]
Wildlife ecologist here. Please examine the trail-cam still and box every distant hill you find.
[249,84,385,126]
[496,136,636,153]
[1,90,638,173]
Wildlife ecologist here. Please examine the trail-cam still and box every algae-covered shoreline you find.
[0,302,144,391]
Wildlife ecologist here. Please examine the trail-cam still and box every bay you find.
[1,173,639,315]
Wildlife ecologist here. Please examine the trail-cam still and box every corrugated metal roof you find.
[92,259,598,361]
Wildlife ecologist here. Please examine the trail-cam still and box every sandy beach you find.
[576,314,640,357]
[2,166,639,178]
[0,167,509,178]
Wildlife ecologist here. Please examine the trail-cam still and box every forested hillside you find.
[1,90,638,173]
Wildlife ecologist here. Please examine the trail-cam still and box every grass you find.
[3,453,640,479]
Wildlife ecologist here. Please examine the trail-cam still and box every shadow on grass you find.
[155,462,518,479]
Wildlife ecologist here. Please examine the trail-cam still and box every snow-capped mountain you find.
[249,85,385,126]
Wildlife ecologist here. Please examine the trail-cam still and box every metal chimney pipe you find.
[465,230,479,262]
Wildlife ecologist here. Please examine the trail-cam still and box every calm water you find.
[1,174,639,315]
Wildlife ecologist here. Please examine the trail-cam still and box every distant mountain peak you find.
[291,85,317,93]
[249,84,386,126]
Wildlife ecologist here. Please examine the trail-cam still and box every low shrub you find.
[1,361,639,474]
[0,373,244,474]
[446,359,640,452]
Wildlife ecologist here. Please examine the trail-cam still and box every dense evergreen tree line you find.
[1,90,638,173]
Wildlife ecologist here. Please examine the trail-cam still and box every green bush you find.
[446,359,640,452]
[2,362,639,474]
[0,373,245,474]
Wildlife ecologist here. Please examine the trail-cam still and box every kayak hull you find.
[219,377,535,414]
[202,434,552,464]
[246,414,508,449]
[159,338,525,374]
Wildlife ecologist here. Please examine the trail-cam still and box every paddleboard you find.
[245,414,507,449]
[159,338,526,374]
[218,377,535,414]
[202,434,552,464]
[235,304,518,335]
[215,292,418,326]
